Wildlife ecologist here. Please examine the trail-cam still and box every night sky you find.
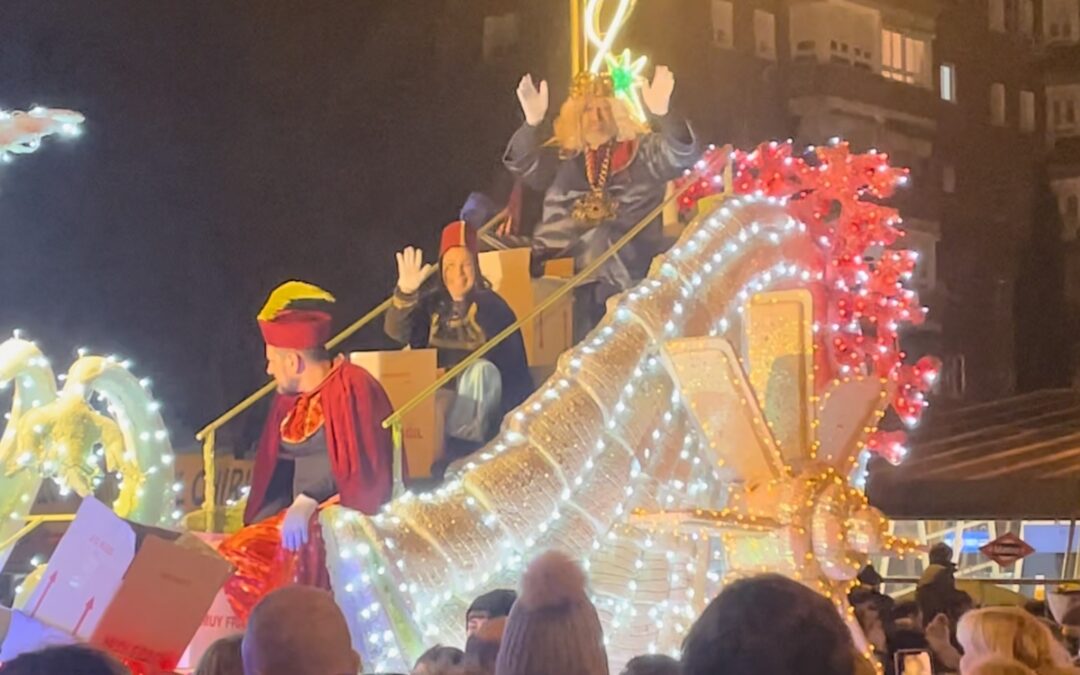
[1,2,534,444]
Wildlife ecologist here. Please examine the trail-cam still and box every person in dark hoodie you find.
[467,589,517,637]
[386,220,532,476]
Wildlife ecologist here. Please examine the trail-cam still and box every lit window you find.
[1044,0,1079,43]
[482,13,519,61]
[1004,0,1020,31]
[989,0,1006,31]
[754,9,777,61]
[1020,90,1036,132]
[902,228,939,291]
[1021,0,1035,35]
[711,0,734,49]
[940,63,957,102]
[942,164,956,194]
[1066,194,1080,240]
[1050,94,1080,133]
[882,29,927,86]
[990,83,1007,126]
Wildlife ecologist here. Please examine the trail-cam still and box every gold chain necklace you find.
[573,143,619,226]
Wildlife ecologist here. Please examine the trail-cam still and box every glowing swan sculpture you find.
[0,340,178,569]
[320,188,922,669]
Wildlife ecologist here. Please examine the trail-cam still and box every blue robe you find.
[503,112,700,297]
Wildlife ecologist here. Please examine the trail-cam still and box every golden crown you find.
[570,71,615,99]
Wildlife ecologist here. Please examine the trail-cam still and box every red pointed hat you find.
[439,219,478,259]
[257,281,336,349]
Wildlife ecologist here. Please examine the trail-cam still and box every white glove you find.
[516,75,549,127]
[395,246,436,295]
[281,494,319,552]
[641,65,676,117]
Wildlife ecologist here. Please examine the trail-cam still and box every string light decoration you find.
[0,336,178,569]
[632,293,922,656]
[583,0,651,121]
[0,107,83,163]
[317,140,933,671]
[676,140,939,463]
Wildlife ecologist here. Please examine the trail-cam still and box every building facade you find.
[446,0,1070,403]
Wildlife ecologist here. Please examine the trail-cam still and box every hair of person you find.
[195,633,244,675]
[958,606,1080,675]
[552,95,647,155]
[298,346,332,363]
[857,564,884,587]
[680,573,856,675]
[849,586,877,608]
[467,589,517,620]
[964,655,1039,675]
[0,645,128,675]
[892,600,922,622]
[887,627,931,654]
[242,586,359,675]
[413,645,466,675]
[928,542,954,565]
[619,653,680,675]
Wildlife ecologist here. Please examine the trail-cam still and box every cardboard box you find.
[176,534,246,672]
[478,249,576,369]
[351,349,441,478]
[531,276,575,368]
[22,497,232,672]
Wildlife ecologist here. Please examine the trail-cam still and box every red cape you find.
[244,360,396,524]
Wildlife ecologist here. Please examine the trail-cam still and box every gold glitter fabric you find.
[317,197,916,671]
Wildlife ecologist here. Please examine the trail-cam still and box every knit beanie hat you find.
[494,550,609,675]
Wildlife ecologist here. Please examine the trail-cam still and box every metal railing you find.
[884,577,1080,586]
[0,514,76,554]
[380,150,733,442]
[192,209,510,530]
[193,143,731,531]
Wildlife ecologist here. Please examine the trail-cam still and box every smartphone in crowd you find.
[895,649,934,675]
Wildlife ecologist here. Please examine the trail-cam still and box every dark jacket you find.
[384,283,533,423]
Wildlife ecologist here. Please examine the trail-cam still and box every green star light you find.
[605,48,649,121]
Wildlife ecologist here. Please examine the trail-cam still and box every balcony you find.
[1049,135,1080,171]
[782,60,940,125]
[1042,41,1080,82]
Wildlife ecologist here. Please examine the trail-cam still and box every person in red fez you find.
[218,281,397,620]
[385,221,532,476]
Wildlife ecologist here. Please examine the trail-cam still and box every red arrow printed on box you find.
[73,597,95,635]
[29,571,58,617]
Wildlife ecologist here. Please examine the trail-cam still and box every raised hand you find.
[395,246,436,295]
[516,74,549,127]
[641,65,675,117]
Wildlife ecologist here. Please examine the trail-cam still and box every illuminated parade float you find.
[0,2,943,672]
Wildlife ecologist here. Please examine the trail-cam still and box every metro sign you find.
[980,532,1035,566]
